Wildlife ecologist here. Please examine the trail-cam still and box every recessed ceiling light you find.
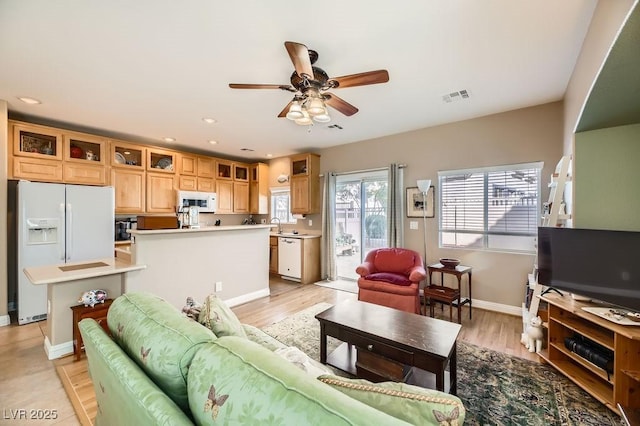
[163,137,176,143]
[208,140,218,145]
[202,118,217,124]
[266,154,273,158]
[18,96,41,105]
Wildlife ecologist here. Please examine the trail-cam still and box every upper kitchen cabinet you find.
[178,153,197,176]
[10,121,63,182]
[147,148,176,173]
[234,163,249,182]
[290,153,321,215]
[112,168,145,213]
[250,162,269,214]
[216,160,232,180]
[197,156,215,178]
[111,140,146,169]
[63,132,108,185]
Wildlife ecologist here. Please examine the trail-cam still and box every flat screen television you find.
[537,227,640,313]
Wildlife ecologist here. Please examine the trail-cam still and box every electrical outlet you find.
[308,219,313,226]
[215,281,223,292]
[410,221,419,230]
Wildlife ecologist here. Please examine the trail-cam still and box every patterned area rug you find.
[262,303,621,426]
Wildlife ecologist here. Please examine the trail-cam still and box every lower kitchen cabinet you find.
[277,236,320,284]
[269,236,279,274]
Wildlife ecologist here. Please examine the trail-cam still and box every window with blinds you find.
[438,162,543,253]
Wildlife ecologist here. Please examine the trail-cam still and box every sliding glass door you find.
[335,171,388,280]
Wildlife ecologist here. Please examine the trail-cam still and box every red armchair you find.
[356,248,426,314]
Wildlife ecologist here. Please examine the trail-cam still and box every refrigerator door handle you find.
[59,203,66,260]
[66,202,73,261]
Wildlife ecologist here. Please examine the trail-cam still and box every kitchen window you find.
[438,162,543,253]
[270,188,296,223]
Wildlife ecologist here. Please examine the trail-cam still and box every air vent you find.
[327,124,343,130]
[442,89,470,103]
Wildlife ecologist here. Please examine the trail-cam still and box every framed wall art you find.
[406,186,435,218]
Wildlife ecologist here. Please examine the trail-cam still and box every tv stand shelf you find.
[540,293,640,415]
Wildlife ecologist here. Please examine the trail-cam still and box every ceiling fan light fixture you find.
[313,112,331,123]
[306,97,326,116]
[294,110,313,126]
[286,101,303,120]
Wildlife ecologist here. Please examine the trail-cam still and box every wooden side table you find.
[424,264,472,323]
[71,299,113,361]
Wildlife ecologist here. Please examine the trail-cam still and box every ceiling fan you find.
[229,41,389,125]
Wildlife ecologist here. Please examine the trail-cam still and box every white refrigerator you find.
[12,181,115,325]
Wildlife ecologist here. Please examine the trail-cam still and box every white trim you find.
[44,336,74,360]
[438,161,544,177]
[472,298,522,316]
[223,288,270,308]
[0,315,10,327]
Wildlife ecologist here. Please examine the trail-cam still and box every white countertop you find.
[130,224,274,235]
[270,232,321,239]
[24,257,146,285]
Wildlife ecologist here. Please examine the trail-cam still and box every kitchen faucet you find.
[270,217,282,234]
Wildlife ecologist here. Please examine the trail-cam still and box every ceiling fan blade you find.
[284,41,313,79]
[278,100,294,118]
[324,93,359,116]
[229,83,294,91]
[328,70,389,89]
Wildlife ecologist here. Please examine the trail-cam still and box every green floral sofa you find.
[79,292,465,425]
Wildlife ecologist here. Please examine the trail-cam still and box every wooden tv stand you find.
[539,293,640,415]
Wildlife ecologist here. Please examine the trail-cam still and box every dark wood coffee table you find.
[315,300,462,394]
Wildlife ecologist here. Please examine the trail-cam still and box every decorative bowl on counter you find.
[439,258,460,268]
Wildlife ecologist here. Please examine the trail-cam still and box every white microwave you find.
[177,191,217,213]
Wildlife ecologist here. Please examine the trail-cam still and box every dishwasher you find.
[278,237,301,280]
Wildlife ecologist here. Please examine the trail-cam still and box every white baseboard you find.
[44,336,73,360]
[473,299,522,316]
[224,288,271,308]
[0,315,10,327]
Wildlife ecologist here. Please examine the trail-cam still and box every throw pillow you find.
[198,294,247,339]
[318,374,465,425]
[365,272,412,286]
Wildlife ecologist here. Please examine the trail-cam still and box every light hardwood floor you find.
[0,279,539,425]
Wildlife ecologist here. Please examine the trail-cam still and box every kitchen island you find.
[127,225,272,310]
[24,257,146,359]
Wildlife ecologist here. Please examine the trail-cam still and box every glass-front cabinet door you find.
[12,122,63,160]
[64,132,108,165]
[111,140,145,169]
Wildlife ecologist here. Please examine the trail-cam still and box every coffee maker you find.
[115,218,136,241]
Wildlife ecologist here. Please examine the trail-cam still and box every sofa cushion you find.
[373,248,417,275]
[198,294,248,339]
[318,375,465,425]
[107,292,216,413]
[365,272,412,286]
[188,337,410,425]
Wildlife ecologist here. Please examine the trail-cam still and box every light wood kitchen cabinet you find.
[112,169,145,213]
[216,160,232,180]
[64,132,107,165]
[178,175,198,191]
[233,182,250,213]
[10,121,63,182]
[197,178,215,192]
[63,163,107,185]
[234,163,249,182]
[269,236,279,274]
[147,148,176,173]
[111,140,146,169]
[216,180,234,214]
[146,172,177,213]
[179,154,197,176]
[198,157,215,178]
[250,162,269,214]
[290,153,321,215]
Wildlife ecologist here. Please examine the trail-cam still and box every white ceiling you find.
[0,1,597,161]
